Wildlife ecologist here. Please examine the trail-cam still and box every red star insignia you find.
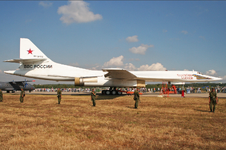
[27,49,33,54]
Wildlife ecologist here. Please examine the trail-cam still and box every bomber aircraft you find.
[0,80,35,93]
[4,38,222,95]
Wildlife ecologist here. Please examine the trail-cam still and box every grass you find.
[0,94,226,149]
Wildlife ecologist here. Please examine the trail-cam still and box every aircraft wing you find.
[102,68,137,79]
[4,58,46,63]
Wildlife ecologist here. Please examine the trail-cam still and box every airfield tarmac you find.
[1,92,226,149]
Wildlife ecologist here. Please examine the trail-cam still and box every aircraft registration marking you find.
[177,74,193,79]
[24,65,52,69]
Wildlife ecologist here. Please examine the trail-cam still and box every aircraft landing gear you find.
[101,87,122,95]
[105,90,111,95]
[101,90,111,95]
[117,91,122,95]
[111,90,117,95]
[102,90,106,95]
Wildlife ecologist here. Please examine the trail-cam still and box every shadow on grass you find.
[126,106,136,109]
[95,95,127,100]
[21,92,129,100]
[194,109,210,112]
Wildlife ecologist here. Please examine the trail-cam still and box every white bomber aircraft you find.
[4,38,222,94]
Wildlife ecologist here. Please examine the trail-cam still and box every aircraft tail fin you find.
[20,38,49,60]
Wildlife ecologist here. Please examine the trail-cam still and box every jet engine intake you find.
[74,77,98,86]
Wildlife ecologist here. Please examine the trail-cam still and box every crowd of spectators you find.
[33,86,226,94]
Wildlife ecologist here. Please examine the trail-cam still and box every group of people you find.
[57,88,141,109]
[0,88,26,103]
[0,87,218,112]
[57,88,140,109]
[90,89,140,109]
[91,89,141,109]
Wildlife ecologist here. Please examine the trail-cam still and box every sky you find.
[0,0,225,84]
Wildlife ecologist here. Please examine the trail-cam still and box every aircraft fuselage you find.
[4,38,222,88]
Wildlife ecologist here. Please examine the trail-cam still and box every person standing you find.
[57,88,62,104]
[20,88,25,103]
[209,88,218,113]
[181,86,185,98]
[134,89,140,109]
[0,89,3,102]
[91,89,96,106]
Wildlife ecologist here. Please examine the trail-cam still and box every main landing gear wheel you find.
[105,90,111,95]
[117,91,122,95]
[111,90,117,95]
[102,90,106,95]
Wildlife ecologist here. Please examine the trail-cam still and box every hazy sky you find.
[0,1,225,84]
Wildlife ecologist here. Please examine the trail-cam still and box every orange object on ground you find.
[171,85,177,94]
[161,82,169,97]
[126,91,143,95]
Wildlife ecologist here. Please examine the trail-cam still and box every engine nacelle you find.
[74,77,98,86]
[137,80,145,87]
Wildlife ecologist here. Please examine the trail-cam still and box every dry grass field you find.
[0,94,226,150]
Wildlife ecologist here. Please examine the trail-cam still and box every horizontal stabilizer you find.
[4,58,46,63]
